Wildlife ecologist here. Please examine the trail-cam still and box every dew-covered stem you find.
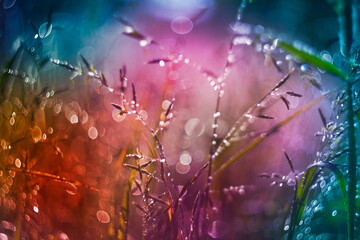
[207,91,221,182]
[211,94,327,180]
[346,81,357,240]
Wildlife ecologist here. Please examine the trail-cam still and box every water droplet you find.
[176,162,190,174]
[300,64,308,72]
[171,16,193,35]
[162,100,172,111]
[305,227,311,234]
[96,210,110,223]
[232,36,252,46]
[320,180,326,188]
[159,60,165,67]
[185,118,204,137]
[139,39,150,47]
[33,206,39,213]
[207,220,229,238]
[297,233,303,240]
[65,182,78,195]
[38,22,52,38]
[88,127,98,140]
[70,115,78,124]
[31,126,42,143]
[3,0,16,9]
[139,110,148,121]
[9,117,15,126]
[58,232,69,240]
[15,159,21,168]
[180,151,192,165]
[332,210,337,216]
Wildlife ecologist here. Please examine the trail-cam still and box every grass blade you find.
[279,41,347,80]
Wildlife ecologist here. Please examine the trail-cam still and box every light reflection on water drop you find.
[180,151,192,165]
[88,127,98,140]
[58,232,69,240]
[38,22,52,38]
[70,114,79,124]
[185,118,204,137]
[162,100,172,111]
[65,182,78,195]
[171,16,193,34]
[207,220,229,238]
[176,162,190,174]
[332,210,337,216]
[96,210,110,223]
[31,126,42,143]
[15,158,21,168]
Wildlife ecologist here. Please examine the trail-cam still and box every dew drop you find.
[96,210,110,223]
[300,64,308,72]
[33,206,39,213]
[58,232,69,240]
[161,100,171,111]
[65,182,78,195]
[159,60,165,67]
[185,118,204,137]
[176,162,190,174]
[38,22,52,38]
[70,115,78,124]
[9,117,15,126]
[332,210,337,216]
[180,151,192,165]
[139,110,148,121]
[171,16,193,35]
[15,158,21,168]
[31,126,42,143]
[88,127,98,140]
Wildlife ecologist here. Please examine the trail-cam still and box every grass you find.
[0,0,359,239]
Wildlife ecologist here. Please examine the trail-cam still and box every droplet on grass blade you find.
[39,22,52,38]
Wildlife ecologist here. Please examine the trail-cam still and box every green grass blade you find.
[288,162,349,240]
[279,41,347,80]
[314,161,350,239]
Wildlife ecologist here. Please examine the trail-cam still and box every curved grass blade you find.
[279,41,347,80]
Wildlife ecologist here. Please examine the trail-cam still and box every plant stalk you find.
[346,81,357,240]
[339,0,353,57]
